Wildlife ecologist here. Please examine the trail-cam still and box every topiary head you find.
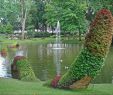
[85,9,113,57]
[91,9,113,28]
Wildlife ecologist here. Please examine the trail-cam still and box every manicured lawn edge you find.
[0,78,113,95]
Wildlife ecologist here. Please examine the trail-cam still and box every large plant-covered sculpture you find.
[51,9,113,89]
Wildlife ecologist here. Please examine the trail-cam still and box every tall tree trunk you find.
[78,27,82,41]
[20,0,27,40]
[21,9,27,40]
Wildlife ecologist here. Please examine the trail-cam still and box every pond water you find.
[7,43,113,83]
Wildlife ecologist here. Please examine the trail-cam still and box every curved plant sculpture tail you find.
[52,9,113,89]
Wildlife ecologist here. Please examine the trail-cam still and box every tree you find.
[20,0,32,40]
[28,0,47,32]
[45,0,88,39]
[86,0,113,15]
[0,0,20,28]
[4,23,13,34]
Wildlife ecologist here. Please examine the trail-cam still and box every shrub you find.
[34,32,51,38]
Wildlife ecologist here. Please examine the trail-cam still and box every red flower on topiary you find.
[100,9,111,15]
[90,9,113,30]
[51,75,61,88]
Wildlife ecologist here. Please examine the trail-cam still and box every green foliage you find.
[1,0,113,38]
[27,30,35,38]
[0,0,20,28]
[58,48,104,88]
[85,9,113,57]
[26,25,35,38]
[57,9,113,88]
[34,32,51,38]
[89,0,113,12]
[5,23,13,34]
[0,23,13,34]
[88,0,113,17]
[0,24,5,33]
[16,58,37,81]
[28,0,46,32]
[45,0,88,34]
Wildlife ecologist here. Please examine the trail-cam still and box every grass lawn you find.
[0,34,84,45]
[0,78,113,95]
[0,38,55,44]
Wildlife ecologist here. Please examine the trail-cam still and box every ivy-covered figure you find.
[10,44,37,81]
[51,9,113,89]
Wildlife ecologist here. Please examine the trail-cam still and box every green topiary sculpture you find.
[52,9,113,89]
[16,58,37,81]
[11,57,37,81]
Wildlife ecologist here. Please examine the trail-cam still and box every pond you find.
[7,42,113,83]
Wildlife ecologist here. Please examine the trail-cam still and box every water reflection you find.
[112,76,113,84]
[93,47,113,83]
[24,43,82,81]
[53,21,64,76]
[0,55,7,77]
[7,43,113,83]
[0,51,11,78]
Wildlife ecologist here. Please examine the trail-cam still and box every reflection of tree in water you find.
[39,69,48,81]
[15,45,27,57]
[8,44,27,60]
[38,44,48,81]
[21,43,113,83]
[27,44,50,81]
[0,44,11,78]
[112,71,113,84]
[0,56,7,77]
[53,48,61,76]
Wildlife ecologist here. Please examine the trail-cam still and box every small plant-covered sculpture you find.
[16,58,37,81]
[12,57,37,81]
[11,44,37,81]
[51,9,113,89]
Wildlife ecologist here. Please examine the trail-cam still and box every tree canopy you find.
[0,0,113,38]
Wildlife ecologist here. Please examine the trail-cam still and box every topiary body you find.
[16,58,37,81]
[12,58,37,81]
[55,9,113,89]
